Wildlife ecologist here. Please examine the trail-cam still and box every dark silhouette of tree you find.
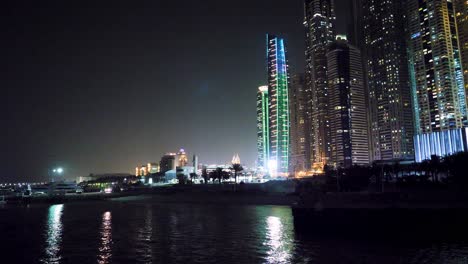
[201,168,209,184]
[221,170,230,182]
[392,161,401,179]
[189,173,197,183]
[209,167,226,184]
[340,165,372,192]
[176,168,186,185]
[443,152,468,190]
[230,164,243,184]
[429,155,441,182]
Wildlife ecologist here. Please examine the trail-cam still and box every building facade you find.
[362,0,415,161]
[455,0,468,104]
[267,34,290,176]
[327,39,370,168]
[257,85,269,170]
[407,0,467,161]
[289,74,310,175]
[304,0,336,169]
[159,153,176,173]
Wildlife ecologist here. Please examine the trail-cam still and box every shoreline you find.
[2,188,298,206]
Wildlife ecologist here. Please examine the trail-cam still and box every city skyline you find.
[2,0,352,182]
[1,0,319,182]
[4,0,467,182]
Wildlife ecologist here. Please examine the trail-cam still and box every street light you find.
[50,167,64,182]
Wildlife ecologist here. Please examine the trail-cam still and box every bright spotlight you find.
[268,159,278,177]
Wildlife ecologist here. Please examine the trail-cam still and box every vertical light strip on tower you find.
[267,34,290,176]
[257,85,269,170]
[277,38,290,174]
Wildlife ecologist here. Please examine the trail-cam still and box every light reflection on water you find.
[98,211,112,264]
[265,216,292,263]
[136,205,153,262]
[42,204,64,264]
[3,202,466,264]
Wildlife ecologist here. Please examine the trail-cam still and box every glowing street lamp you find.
[50,167,64,182]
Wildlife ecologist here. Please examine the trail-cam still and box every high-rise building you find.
[407,0,467,161]
[349,0,364,50]
[177,148,188,167]
[159,153,176,173]
[327,38,370,168]
[267,34,290,176]
[304,0,336,169]
[232,154,241,165]
[455,0,468,103]
[192,154,199,171]
[257,85,269,170]
[362,0,414,161]
[289,73,310,175]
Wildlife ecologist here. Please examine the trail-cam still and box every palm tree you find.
[392,161,401,179]
[209,167,224,184]
[201,168,209,184]
[189,173,197,183]
[429,155,441,182]
[231,164,243,184]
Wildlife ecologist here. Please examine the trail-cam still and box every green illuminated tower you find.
[267,34,290,177]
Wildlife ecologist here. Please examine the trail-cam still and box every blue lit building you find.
[407,0,468,162]
[414,128,468,162]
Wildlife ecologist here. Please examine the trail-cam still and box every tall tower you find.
[257,85,269,170]
[304,0,336,168]
[455,0,468,104]
[327,38,370,168]
[362,0,414,161]
[267,34,290,177]
[408,0,467,161]
[289,73,310,175]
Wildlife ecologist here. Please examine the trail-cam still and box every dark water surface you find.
[1,196,468,264]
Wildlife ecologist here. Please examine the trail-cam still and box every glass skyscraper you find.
[407,0,468,161]
[362,0,415,162]
[266,34,290,176]
[304,0,336,169]
[289,74,310,175]
[455,0,468,104]
[327,38,370,168]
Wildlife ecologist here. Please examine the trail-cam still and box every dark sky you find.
[1,0,350,182]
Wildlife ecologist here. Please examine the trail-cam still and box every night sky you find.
[2,0,350,182]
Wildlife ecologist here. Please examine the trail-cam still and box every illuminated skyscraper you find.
[289,74,310,175]
[455,0,468,102]
[407,0,468,161]
[327,38,370,168]
[267,34,290,176]
[257,85,269,170]
[362,0,414,161]
[304,0,336,168]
